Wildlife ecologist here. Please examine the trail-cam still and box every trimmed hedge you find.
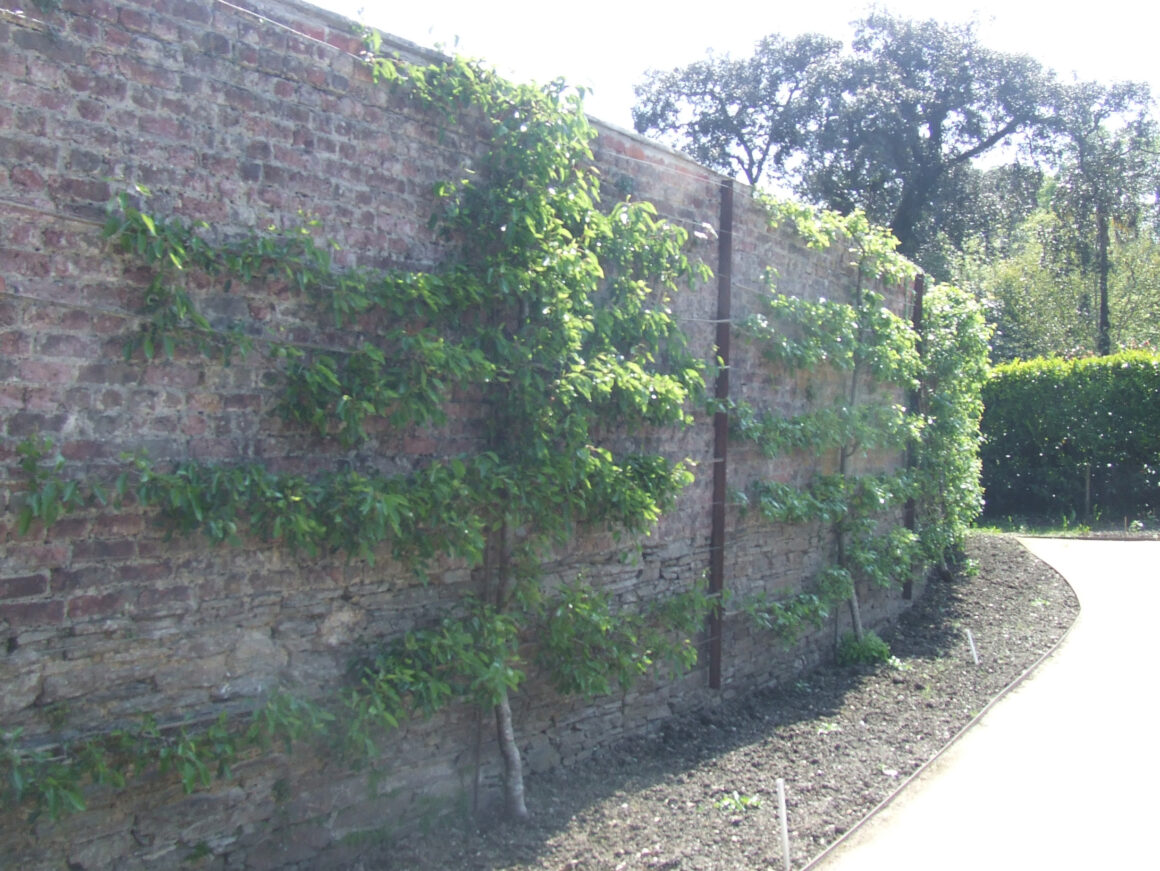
[980,352,1160,520]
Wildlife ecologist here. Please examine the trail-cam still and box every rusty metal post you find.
[708,179,733,689]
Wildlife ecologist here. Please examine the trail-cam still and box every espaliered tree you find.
[908,283,991,565]
[734,202,922,649]
[4,49,711,823]
[732,201,989,657]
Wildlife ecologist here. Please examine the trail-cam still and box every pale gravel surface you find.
[369,534,1079,870]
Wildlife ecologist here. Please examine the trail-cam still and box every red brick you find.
[0,575,48,599]
[23,386,68,411]
[91,513,145,537]
[0,330,31,355]
[67,592,126,620]
[117,561,171,583]
[4,249,52,278]
[50,565,109,593]
[3,541,70,567]
[71,539,136,560]
[10,166,46,190]
[180,415,208,436]
[67,13,100,40]
[46,516,90,539]
[118,57,178,90]
[0,383,24,408]
[142,365,203,389]
[37,333,99,358]
[51,175,111,202]
[17,360,75,384]
[0,599,65,627]
[77,362,143,386]
[59,438,118,461]
[166,0,213,25]
[136,585,192,613]
[65,0,117,23]
[119,7,152,32]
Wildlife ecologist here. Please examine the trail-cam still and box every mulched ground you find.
[369,533,1079,870]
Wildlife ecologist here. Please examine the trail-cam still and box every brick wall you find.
[0,1,921,867]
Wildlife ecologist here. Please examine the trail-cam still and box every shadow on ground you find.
[365,534,1075,870]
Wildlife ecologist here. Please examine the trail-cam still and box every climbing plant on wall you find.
[911,284,991,561]
[3,47,711,823]
[733,199,988,653]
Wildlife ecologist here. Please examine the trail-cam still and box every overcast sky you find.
[304,1,1159,131]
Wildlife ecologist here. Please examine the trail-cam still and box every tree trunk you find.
[836,525,865,642]
[1097,206,1111,355]
[838,348,863,644]
[847,583,865,642]
[488,519,528,821]
[494,688,528,820]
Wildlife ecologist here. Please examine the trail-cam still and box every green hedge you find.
[980,352,1160,520]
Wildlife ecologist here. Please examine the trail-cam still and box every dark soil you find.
[370,533,1078,870]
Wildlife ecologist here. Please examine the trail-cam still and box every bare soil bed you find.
[370,533,1079,870]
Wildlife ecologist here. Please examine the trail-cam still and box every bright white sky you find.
[305,1,1159,131]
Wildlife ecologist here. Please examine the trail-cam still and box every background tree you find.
[1044,80,1158,354]
[632,33,841,186]
[957,208,1098,360]
[633,12,1053,279]
[957,204,1160,362]
[951,84,1160,361]
[805,13,1050,271]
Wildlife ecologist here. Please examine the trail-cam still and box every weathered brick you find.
[0,575,48,599]
[36,332,100,358]
[9,165,46,190]
[49,174,111,203]
[118,6,151,32]
[13,26,78,64]
[77,361,143,385]
[165,0,213,25]
[0,599,65,627]
[50,565,111,594]
[67,591,127,620]
[135,584,191,614]
[16,361,75,385]
[0,330,31,355]
[90,512,145,537]
[71,538,136,560]
[115,560,171,584]
[59,438,119,461]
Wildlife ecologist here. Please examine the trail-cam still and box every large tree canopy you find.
[633,12,1054,277]
[632,33,841,187]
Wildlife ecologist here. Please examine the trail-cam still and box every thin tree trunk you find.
[489,518,528,820]
[838,336,864,644]
[1097,207,1111,355]
[494,688,528,820]
[847,582,866,642]
[836,524,865,642]
[471,704,483,815]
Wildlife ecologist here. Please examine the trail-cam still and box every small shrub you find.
[836,630,891,666]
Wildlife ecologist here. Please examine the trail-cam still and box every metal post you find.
[708,179,733,690]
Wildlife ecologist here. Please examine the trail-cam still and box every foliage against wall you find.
[4,45,712,823]
[1,3,992,845]
[732,200,990,643]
